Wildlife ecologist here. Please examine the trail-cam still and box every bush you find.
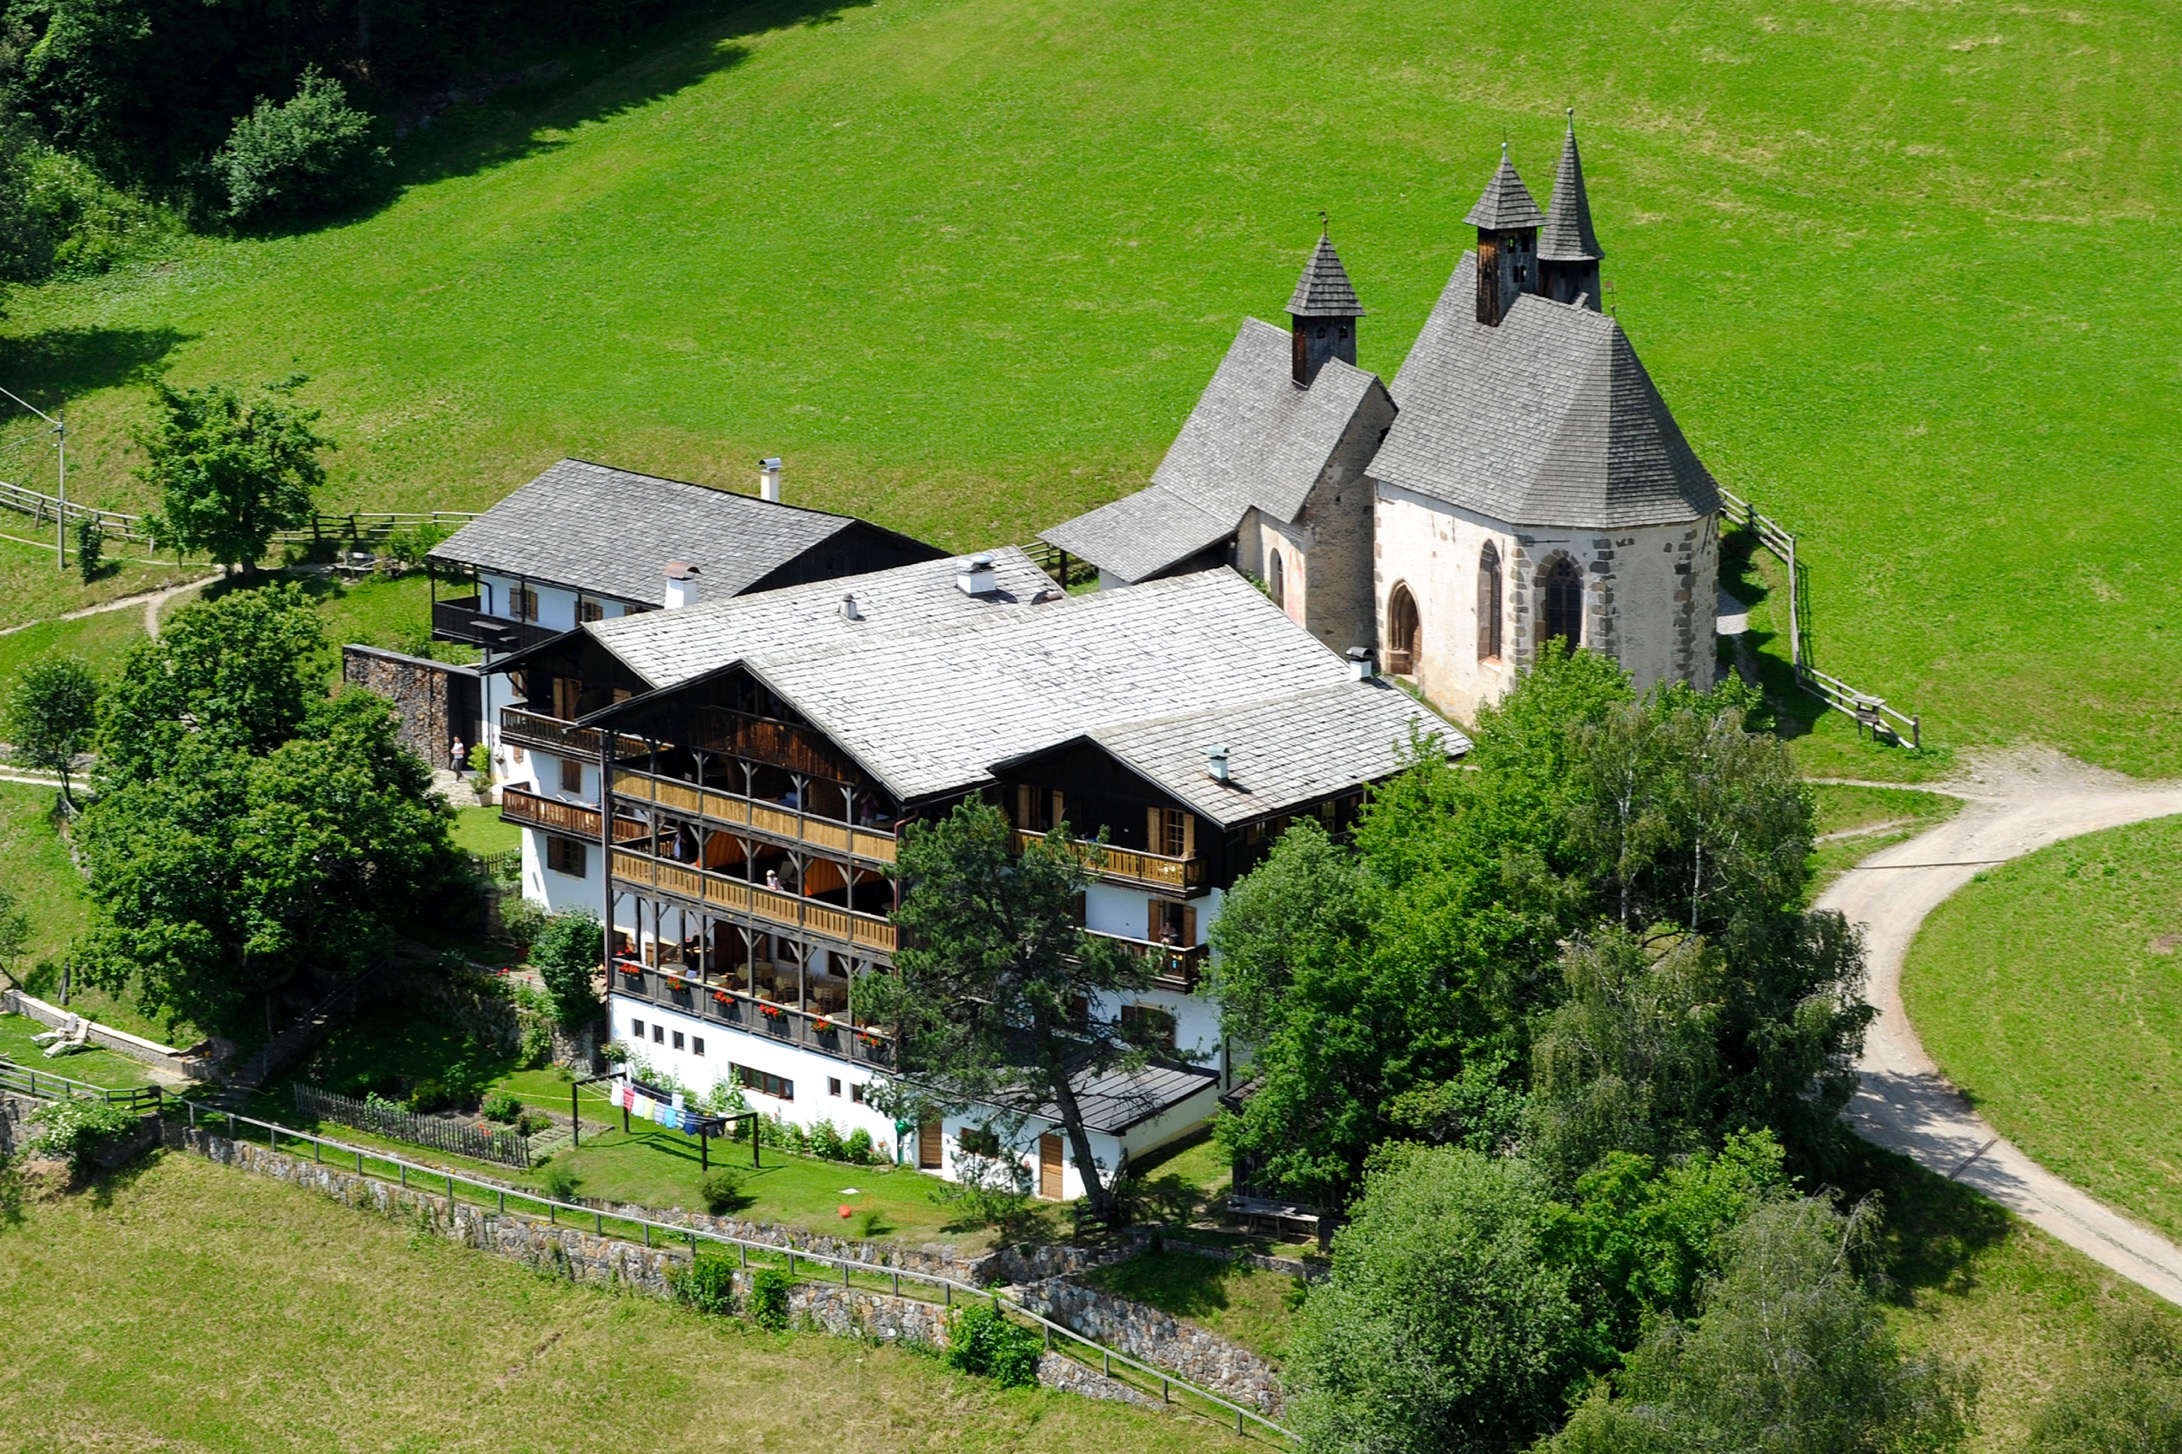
[748,1266,794,1331]
[499,896,547,952]
[74,517,104,582]
[539,1161,581,1203]
[516,1111,551,1137]
[673,1250,738,1316]
[212,68,390,224]
[406,1078,452,1114]
[945,1301,1043,1388]
[809,1118,847,1162]
[845,1127,875,1164]
[531,911,604,1026]
[699,1167,747,1215]
[22,145,175,277]
[29,1099,142,1171]
[480,1091,521,1124]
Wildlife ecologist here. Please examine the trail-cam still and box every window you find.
[733,1064,794,1101]
[1147,899,1197,949]
[1386,583,1420,674]
[551,676,582,721]
[1477,545,1504,661]
[958,1123,1004,1158]
[631,1018,645,1040]
[1267,549,1285,607]
[1147,807,1194,859]
[1543,557,1584,651]
[652,1024,665,1045]
[546,837,588,877]
[559,757,583,795]
[508,584,539,622]
[672,1031,685,1051]
[849,1083,865,1105]
[577,598,603,624]
[1121,1002,1177,1052]
[828,1077,843,1098]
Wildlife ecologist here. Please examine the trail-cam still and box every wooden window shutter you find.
[1016,784,1031,829]
[1146,807,1161,853]
[1147,900,1162,942]
[1180,812,1195,858]
[1181,904,1197,946]
[552,676,579,720]
[1050,790,1065,833]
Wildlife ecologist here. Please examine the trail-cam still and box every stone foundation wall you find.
[341,645,481,768]
[1013,1276,1285,1415]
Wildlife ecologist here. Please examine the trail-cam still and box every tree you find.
[531,910,603,1027]
[138,377,328,574]
[861,800,1159,1223]
[71,689,461,1035]
[4,655,98,806]
[1547,1197,1973,1454]
[1286,1145,1583,1454]
[212,67,389,224]
[98,580,325,783]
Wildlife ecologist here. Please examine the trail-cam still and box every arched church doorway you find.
[1542,557,1583,651]
[1385,583,1420,674]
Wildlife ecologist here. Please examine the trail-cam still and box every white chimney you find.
[1205,744,1231,782]
[664,561,701,610]
[1347,646,1377,680]
[758,457,783,503]
[956,552,998,598]
[839,593,863,622]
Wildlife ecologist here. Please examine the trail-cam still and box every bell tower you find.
[1465,143,1546,327]
[1539,110,1605,309]
[1287,227,1365,386]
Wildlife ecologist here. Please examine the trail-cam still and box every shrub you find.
[531,911,604,1026]
[29,1099,142,1171]
[516,1111,551,1137]
[406,1078,452,1114]
[480,1091,521,1124]
[945,1301,1043,1388]
[539,1161,581,1203]
[809,1118,847,1162]
[748,1266,794,1331]
[699,1167,747,1215]
[845,1127,875,1165]
[673,1250,738,1316]
[74,517,104,582]
[212,68,390,224]
[499,896,548,951]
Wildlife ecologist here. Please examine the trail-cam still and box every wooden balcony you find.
[608,963,893,1069]
[499,708,647,761]
[1013,830,1203,891]
[611,847,899,954]
[1089,931,1207,994]
[613,768,897,865]
[432,596,561,653]
[500,787,648,843]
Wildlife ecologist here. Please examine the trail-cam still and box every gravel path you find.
[1821,748,2182,1305]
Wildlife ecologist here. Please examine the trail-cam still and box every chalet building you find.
[426,457,944,762]
[486,551,1456,1200]
[1043,116,1721,722]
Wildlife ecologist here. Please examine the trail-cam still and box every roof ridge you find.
[558,456,861,525]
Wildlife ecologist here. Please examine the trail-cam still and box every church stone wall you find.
[1373,487,1519,722]
[1238,388,1393,661]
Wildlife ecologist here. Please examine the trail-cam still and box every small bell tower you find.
[1465,143,1546,327]
[1539,110,1605,309]
[1287,224,1365,386]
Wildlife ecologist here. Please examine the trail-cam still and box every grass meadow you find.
[0,0,2173,770]
[0,1153,1244,1454]
[1904,814,2182,1246]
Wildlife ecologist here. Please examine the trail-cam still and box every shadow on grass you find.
[1086,1249,1240,1321]
[1829,1137,2012,1305]
[0,325,194,413]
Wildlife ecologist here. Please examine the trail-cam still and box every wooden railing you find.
[608,964,894,1069]
[0,1057,164,1110]
[431,596,563,653]
[613,768,898,865]
[610,849,898,953]
[499,787,649,844]
[0,479,476,549]
[1014,830,1202,891]
[1088,932,1207,993]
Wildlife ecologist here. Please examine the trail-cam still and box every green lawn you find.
[452,805,521,856]
[0,532,200,633]
[1805,782,1965,898]
[0,598,154,700]
[0,1152,1242,1453]
[2,0,2178,771]
[0,1011,156,1089]
[1903,813,2182,1245]
[1084,1251,1298,1364]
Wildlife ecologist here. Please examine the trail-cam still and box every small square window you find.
[672,1031,685,1051]
[693,1037,705,1057]
[652,1024,665,1045]
[560,757,583,794]
[828,1077,842,1098]
[631,1018,645,1039]
[850,1083,865,1105]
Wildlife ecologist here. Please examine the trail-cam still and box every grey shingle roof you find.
[589,547,1058,689]
[600,568,1454,808]
[428,458,911,604]
[1078,679,1456,827]
[1540,118,1604,263]
[1372,252,1719,528]
[1286,234,1365,317]
[1039,319,1386,582]
[1464,148,1547,230]
[1042,1058,1220,1135]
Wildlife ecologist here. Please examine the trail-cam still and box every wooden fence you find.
[0,477,476,552]
[293,1082,532,1168]
[1717,484,1921,750]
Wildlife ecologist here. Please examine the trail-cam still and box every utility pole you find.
[0,384,68,572]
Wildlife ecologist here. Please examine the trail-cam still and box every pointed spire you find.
[1463,142,1546,230]
[1540,109,1604,262]
[1286,230,1365,318]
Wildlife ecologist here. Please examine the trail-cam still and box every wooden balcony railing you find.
[1088,931,1208,994]
[499,709,647,761]
[500,787,648,843]
[432,597,562,653]
[610,848,898,953]
[613,768,897,865]
[1013,830,1203,891]
[607,963,894,1069]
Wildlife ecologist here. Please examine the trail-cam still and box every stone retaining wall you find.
[4,988,210,1079]
[1012,1276,1285,1416]
[0,1093,29,1158]
[1121,1227,1328,1282]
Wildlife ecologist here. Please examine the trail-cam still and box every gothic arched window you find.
[1386,582,1421,675]
[1267,549,1286,607]
[1477,544,1504,661]
[1542,556,1584,652]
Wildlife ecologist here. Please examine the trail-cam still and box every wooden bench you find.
[1226,1193,1321,1238]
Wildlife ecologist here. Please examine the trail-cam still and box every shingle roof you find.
[588,547,1059,689]
[428,458,903,604]
[1042,1058,1220,1135]
[1372,252,1719,528]
[1039,319,1387,582]
[1286,234,1365,318]
[1464,147,1547,230]
[1540,117,1604,263]
[595,567,1459,809]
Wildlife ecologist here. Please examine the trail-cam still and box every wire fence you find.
[168,1096,1292,1442]
[292,1083,533,1168]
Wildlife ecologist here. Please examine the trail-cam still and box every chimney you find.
[758,457,783,503]
[955,552,998,598]
[839,593,862,621]
[1204,744,1231,783]
[1347,646,1377,680]
[663,561,701,610]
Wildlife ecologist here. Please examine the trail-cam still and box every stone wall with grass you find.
[1013,1275,1285,1415]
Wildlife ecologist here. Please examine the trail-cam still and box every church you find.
[1042,116,1721,721]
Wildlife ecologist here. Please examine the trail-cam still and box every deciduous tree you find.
[531,910,603,1027]
[138,378,327,574]
[4,654,98,806]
